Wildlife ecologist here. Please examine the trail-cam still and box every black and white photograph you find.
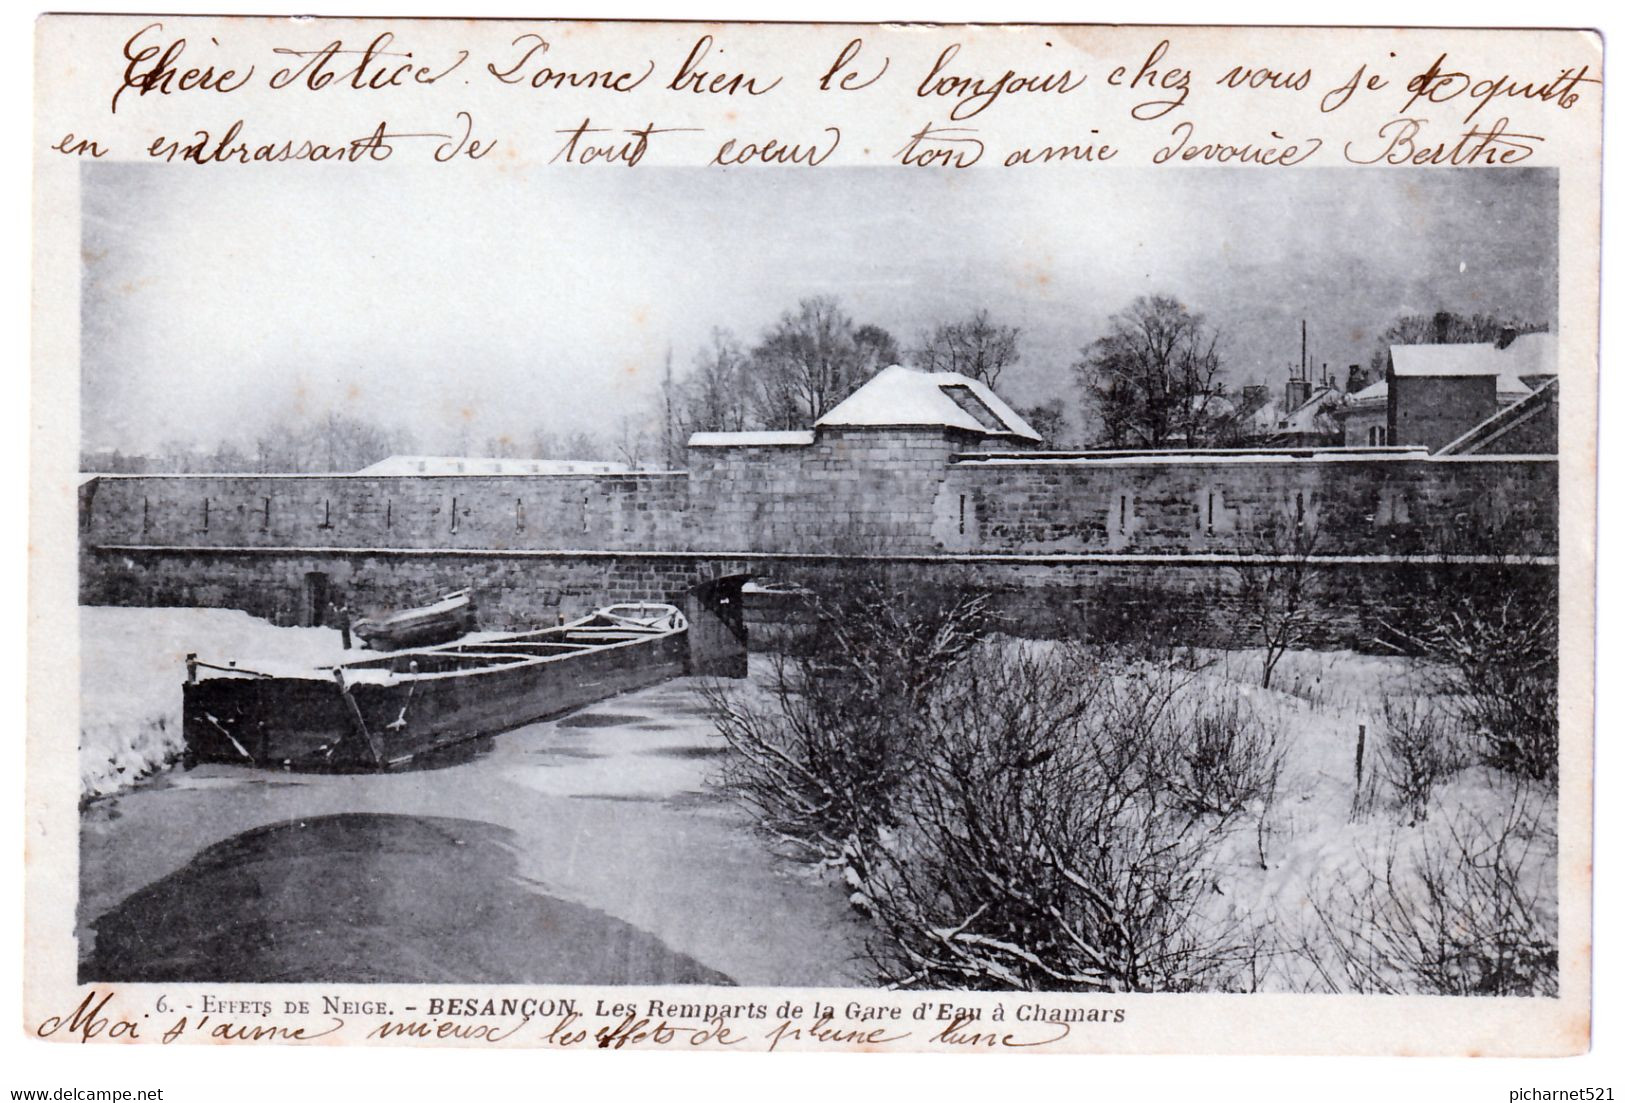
[24,14,1602,1068]
[73,159,1565,994]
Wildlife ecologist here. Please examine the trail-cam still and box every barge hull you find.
[182,631,687,770]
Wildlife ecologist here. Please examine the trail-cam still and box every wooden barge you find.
[182,603,691,771]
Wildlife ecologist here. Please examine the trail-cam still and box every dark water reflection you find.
[82,813,734,986]
[557,712,646,729]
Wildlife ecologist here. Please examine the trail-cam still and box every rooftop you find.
[1389,332,1557,399]
[1345,379,1389,405]
[1436,378,1559,457]
[357,456,640,476]
[814,365,1042,443]
[688,430,815,448]
[1276,385,1344,435]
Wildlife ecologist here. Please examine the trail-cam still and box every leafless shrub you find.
[1430,596,1557,784]
[701,654,908,863]
[1067,582,1214,670]
[1376,692,1469,824]
[713,575,1287,991]
[1386,552,1558,784]
[1305,778,1557,996]
[793,575,991,714]
[1159,690,1284,821]
[859,647,1263,992]
[1231,510,1321,690]
[703,568,990,864]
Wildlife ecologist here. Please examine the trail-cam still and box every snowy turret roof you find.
[813,365,1042,443]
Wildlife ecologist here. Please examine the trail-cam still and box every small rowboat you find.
[351,588,477,651]
[182,603,690,771]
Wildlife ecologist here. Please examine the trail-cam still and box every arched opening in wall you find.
[685,573,751,678]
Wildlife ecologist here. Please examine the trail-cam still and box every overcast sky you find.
[80,163,1557,454]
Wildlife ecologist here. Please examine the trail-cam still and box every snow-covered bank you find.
[79,607,362,801]
[715,641,1557,993]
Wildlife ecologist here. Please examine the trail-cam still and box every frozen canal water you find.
[78,675,869,987]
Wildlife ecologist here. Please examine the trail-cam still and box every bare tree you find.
[1231,506,1320,690]
[745,297,894,429]
[527,428,560,459]
[1017,398,1069,448]
[681,330,752,434]
[913,309,1021,388]
[708,576,1280,992]
[854,324,903,376]
[1374,692,1469,825]
[241,410,411,473]
[1075,295,1228,449]
[611,415,656,469]
[527,428,611,462]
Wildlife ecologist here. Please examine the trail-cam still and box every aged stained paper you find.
[28,16,1599,1055]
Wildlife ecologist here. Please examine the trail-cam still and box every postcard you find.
[28,15,1600,1054]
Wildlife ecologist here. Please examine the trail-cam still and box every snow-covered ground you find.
[1174,650,1555,992]
[79,607,367,801]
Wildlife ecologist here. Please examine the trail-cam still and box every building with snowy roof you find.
[688,365,1041,450]
[1338,379,1390,447]
[1247,383,1346,448]
[813,364,1042,443]
[1383,331,1557,452]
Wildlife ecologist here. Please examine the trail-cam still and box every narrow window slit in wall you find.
[1118,494,1127,535]
[450,497,459,534]
[385,501,393,530]
[1206,490,1215,535]
[515,497,525,531]
[261,497,272,532]
[1295,490,1305,528]
[141,496,150,535]
[581,494,589,533]
[958,494,966,536]
[318,498,333,530]
[201,498,210,532]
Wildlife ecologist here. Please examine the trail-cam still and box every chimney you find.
[1284,372,1311,412]
[1496,326,1518,349]
[1432,311,1452,343]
